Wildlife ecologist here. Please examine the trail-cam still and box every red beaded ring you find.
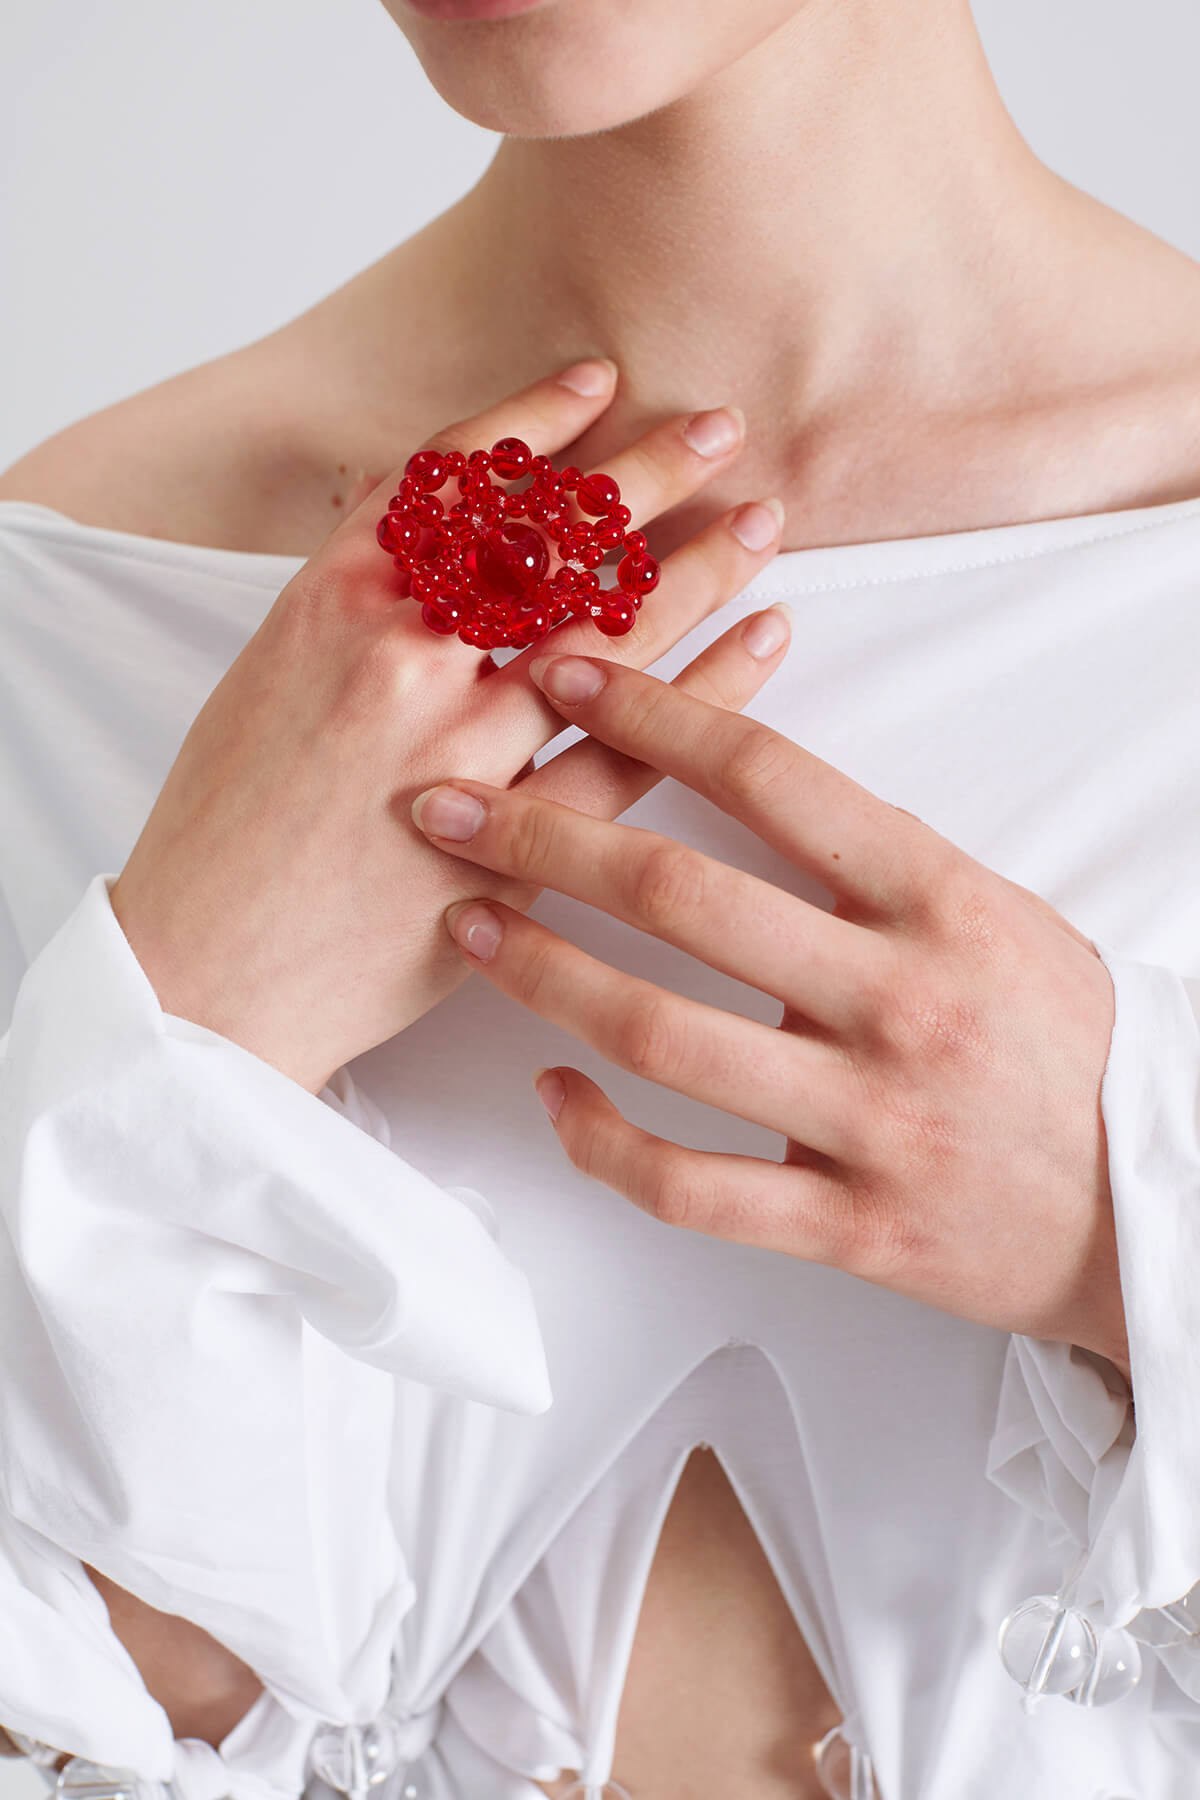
[375,437,660,650]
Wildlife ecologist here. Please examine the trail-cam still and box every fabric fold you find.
[987,942,1200,1697]
[0,870,551,1770]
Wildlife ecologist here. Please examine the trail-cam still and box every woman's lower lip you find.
[405,0,548,20]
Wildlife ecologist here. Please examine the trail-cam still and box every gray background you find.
[0,0,1197,1787]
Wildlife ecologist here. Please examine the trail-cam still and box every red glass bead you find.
[525,493,558,524]
[576,472,621,516]
[412,492,444,526]
[593,518,625,549]
[624,529,648,555]
[405,449,447,491]
[466,448,493,477]
[410,568,442,603]
[421,600,461,635]
[377,512,419,554]
[442,449,467,476]
[617,551,660,597]
[609,504,633,528]
[559,465,582,490]
[595,595,638,636]
[463,523,551,608]
[490,437,533,480]
[437,567,470,600]
[509,603,552,648]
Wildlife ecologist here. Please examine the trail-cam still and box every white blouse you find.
[2,492,1200,1800]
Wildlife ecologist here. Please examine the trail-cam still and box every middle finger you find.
[580,403,746,528]
[410,779,893,1036]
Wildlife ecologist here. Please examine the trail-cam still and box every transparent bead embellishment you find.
[54,1760,166,1800]
[1128,1577,1200,1647]
[812,1725,880,1800]
[7,1732,63,1768]
[998,1594,1097,1697]
[309,1722,401,1800]
[1063,1627,1142,1708]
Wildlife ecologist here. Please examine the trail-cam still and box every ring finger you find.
[493,491,784,726]
[438,899,861,1158]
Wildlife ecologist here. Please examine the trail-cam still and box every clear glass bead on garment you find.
[1128,1577,1200,1647]
[812,1725,880,1800]
[1063,1627,1142,1707]
[54,1759,167,1800]
[309,1722,401,1800]
[997,1595,1098,1697]
[997,1594,1142,1706]
[6,1731,63,1768]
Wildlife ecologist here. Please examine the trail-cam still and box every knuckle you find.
[629,840,708,932]
[618,994,684,1082]
[718,720,796,807]
[640,1151,696,1230]
[842,1180,923,1281]
[873,968,992,1072]
[501,797,562,878]
[511,930,560,1015]
[877,1085,963,1180]
[325,631,421,733]
[564,1103,609,1183]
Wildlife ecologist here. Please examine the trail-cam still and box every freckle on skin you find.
[331,494,343,507]
[832,852,840,860]
[337,462,346,474]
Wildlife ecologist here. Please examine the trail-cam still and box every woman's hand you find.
[109,360,788,1094]
[412,651,1131,1382]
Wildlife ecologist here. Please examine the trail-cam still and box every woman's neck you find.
[457,0,1053,426]
[321,0,1200,550]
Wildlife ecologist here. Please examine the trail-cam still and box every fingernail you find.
[557,357,618,396]
[534,1067,566,1121]
[446,900,503,962]
[412,785,486,841]
[742,601,793,659]
[529,655,608,704]
[682,405,745,459]
[731,496,784,551]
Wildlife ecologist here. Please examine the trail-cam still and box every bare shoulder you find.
[0,339,372,559]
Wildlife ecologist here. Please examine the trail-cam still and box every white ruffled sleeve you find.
[986,939,1200,1704]
[0,870,551,1777]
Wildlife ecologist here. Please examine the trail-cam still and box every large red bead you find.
[463,523,551,607]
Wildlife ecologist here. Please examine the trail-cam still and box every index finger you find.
[331,357,620,555]
[523,652,949,921]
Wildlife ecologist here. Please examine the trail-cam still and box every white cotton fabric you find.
[2,491,1200,1799]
